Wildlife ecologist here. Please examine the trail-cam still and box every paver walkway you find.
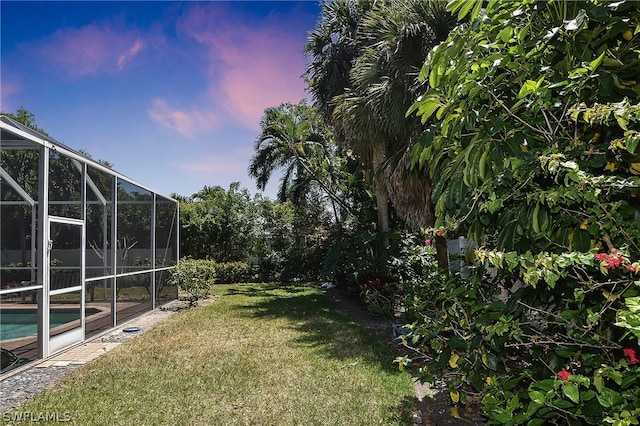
[35,342,121,367]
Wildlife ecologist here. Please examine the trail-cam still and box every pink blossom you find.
[606,256,623,269]
[611,248,618,254]
[436,230,444,237]
[425,239,432,246]
[623,348,640,365]
[557,369,571,381]
[596,252,624,270]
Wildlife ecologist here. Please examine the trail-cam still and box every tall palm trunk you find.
[372,145,389,252]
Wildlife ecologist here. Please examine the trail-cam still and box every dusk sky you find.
[1,1,322,199]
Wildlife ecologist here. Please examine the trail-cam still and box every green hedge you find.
[214,261,252,284]
[168,259,252,298]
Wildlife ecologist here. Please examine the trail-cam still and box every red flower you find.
[436,230,444,237]
[623,348,640,365]
[425,239,432,246]
[596,252,624,269]
[557,369,571,381]
[605,256,623,269]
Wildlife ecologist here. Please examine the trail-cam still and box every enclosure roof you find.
[0,115,177,201]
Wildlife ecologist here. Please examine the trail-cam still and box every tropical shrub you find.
[398,240,640,424]
[214,261,252,284]
[403,0,640,423]
[168,259,216,300]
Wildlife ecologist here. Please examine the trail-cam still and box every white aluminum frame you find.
[1,115,180,366]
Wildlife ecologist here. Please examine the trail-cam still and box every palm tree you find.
[305,0,393,256]
[248,101,352,221]
[351,0,455,267]
[306,0,455,263]
[304,0,374,125]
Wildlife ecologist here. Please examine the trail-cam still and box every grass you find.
[7,284,417,425]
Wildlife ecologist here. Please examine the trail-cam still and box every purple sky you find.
[1,1,321,198]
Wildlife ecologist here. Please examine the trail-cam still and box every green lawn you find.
[8,284,416,425]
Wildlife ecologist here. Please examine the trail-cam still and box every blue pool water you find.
[0,308,100,340]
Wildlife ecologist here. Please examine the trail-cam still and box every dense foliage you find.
[401,0,640,423]
[178,183,256,262]
[177,181,341,283]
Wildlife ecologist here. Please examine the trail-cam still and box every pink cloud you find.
[147,98,220,137]
[29,23,146,77]
[177,4,308,130]
[118,38,145,70]
[214,34,307,129]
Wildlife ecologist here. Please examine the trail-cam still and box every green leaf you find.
[517,23,530,41]
[429,67,439,89]
[416,96,443,123]
[503,376,524,391]
[621,375,638,390]
[617,297,640,339]
[568,374,590,387]
[506,394,520,412]
[626,297,640,313]
[497,26,514,43]
[528,390,546,405]
[418,148,430,169]
[482,352,498,370]
[471,0,483,21]
[587,6,612,22]
[569,67,589,79]
[419,131,435,149]
[518,80,538,98]
[488,118,504,135]
[554,398,575,409]
[598,71,615,96]
[589,51,606,71]
[448,335,468,350]
[615,114,629,130]
[625,135,639,155]
[605,370,623,386]
[572,229,591,252]
[596,387,623,408]
[447,0,482,21]
[530,379,555,392]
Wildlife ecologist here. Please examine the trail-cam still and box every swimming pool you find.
[0,308,101,340]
